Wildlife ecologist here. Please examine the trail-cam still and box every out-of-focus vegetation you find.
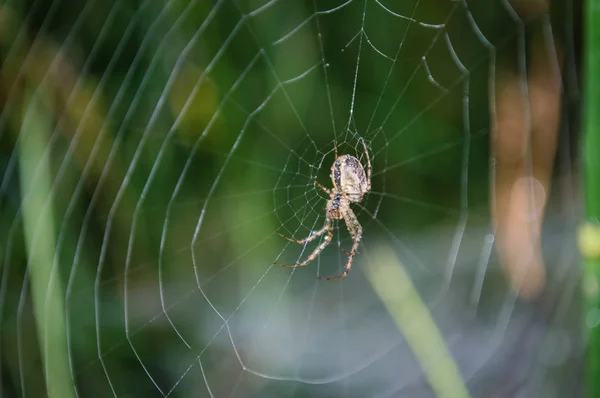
[583,1,600,397]
[0,0,582,397]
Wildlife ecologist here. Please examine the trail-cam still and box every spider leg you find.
[314,179,331,195]
[320,208,362,281]
[275,219,334,268]
[340,247,352,256]
[361,138,372,192]
[276,221,328,245]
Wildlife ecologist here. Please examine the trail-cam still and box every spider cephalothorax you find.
[276,139,372,280]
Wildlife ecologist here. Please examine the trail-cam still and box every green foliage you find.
[584,1,600,396]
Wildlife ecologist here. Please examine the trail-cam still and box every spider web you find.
[0,0,582,397]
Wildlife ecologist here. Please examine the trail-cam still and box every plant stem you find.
[583,1,600,397]
[18,92,75,398]
[364,244,471,398]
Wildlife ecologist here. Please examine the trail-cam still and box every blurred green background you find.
[0,0,583,397]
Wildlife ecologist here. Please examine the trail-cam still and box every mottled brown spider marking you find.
[275,139,372,280]
[333,159,342,187]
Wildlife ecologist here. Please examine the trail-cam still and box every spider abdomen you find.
[331,155,368,203]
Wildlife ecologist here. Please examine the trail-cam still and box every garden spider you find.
[275,139,371,281]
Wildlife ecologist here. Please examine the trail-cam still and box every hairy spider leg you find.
[361,138,372,192]
[275,220,334,268]
[319,208,362,281]
[276,221,329,245]
[314,179,331,195]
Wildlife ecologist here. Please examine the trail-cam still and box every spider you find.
[275,139,371,281]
